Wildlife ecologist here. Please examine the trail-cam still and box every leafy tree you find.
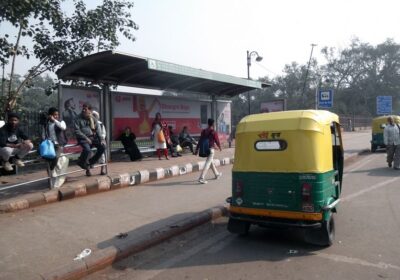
[0,0,138,115]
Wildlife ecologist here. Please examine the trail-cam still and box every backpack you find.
[198,129,213,157]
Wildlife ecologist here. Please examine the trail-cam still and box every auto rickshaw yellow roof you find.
[372,115,400,124]
[237,110,339,133]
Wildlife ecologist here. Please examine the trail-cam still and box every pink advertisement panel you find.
[112,93,211,140]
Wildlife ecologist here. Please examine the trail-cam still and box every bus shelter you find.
[56,50,268,156]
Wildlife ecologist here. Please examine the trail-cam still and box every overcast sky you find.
[5,0,400,81]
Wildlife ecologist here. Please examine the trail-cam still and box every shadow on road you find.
[104,218,329,272]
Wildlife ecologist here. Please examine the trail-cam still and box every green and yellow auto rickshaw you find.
[227,110,343,246]
[371,115,400,152]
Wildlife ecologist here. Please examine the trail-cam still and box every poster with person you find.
[217,101,231,143]
[60,86,101,142]
[111,92,212,140]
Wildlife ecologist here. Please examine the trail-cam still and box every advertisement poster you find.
[60,87,100,148]
[111,92,211,140]
[260,99,286,113]
[217,101,231,142]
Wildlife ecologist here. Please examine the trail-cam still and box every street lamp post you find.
[246,50,263,115]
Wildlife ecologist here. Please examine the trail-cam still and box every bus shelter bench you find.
[0,144,107,177]
[110,139,156,157]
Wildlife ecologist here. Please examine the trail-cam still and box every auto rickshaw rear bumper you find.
[228,205,323,229]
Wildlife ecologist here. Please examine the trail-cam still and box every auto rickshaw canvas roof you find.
[236,110,339,134]
[56,51,270,96]
[372,115,400,124]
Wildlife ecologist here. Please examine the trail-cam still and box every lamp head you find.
[255,56,263,62]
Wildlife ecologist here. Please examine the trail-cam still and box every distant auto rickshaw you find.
[227,110,343,246]
[371,115,400,152]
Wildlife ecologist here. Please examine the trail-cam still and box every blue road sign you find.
[376,96,392,115]
[318,89,333,108]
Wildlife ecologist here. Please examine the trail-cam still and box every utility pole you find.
[1,63,5,97]
[301,43,317,107]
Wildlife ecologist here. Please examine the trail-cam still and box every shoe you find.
[199,179,208,184]
[86,170,92,176]
[165,157,169,160]
[394,167,400,170]
[3,161,13,171]
[388,162,392,168]
[177,154,182,157]
[15,159,25,167]
[215,172,222,180]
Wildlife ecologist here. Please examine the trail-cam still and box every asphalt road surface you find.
[87,151,400,280]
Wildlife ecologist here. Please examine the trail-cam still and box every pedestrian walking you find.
[195,118,222,184]
[383,116,400,169]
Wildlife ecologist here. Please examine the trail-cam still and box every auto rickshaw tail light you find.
[301,183,312,203]
[235,180,244,197]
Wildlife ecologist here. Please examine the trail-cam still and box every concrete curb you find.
[40,205,228,280]
[0,157,235,213]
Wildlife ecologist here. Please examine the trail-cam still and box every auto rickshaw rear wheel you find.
[227,218,250,236]
[304,214,335,246]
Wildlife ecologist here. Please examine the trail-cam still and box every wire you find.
[254,62,279,77]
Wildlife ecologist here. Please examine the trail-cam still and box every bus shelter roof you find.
[56,51,270,97]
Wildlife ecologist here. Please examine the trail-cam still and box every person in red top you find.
[195,118,222,184]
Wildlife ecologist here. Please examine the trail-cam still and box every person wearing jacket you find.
[0,112,33,171]
[41,107,68,171]
[195,118,222,184]
[74,103,105,176]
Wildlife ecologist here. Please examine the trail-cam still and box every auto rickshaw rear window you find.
[255,140,287,151]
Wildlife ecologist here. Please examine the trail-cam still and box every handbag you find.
[39,139,56,159]
[176,144,183,153]
[157,130,165,143]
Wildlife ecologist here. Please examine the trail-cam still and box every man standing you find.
[0,112,33,171]
[74,103,105,176]
[195,118,222,184]
[383,116,400,169]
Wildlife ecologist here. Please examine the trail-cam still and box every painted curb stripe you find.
[139,170,150,183]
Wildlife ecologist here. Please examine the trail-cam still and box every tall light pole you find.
[247,50,263,115]
[301,43,317,107]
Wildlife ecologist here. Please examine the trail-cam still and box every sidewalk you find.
[0,131,371,279]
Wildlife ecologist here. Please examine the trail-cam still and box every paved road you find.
[87,151,400,280]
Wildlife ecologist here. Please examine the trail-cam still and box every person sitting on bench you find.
[0,112,33,171]
[119,127,143,161]
[179,126,197,154]
[74,103,105,176]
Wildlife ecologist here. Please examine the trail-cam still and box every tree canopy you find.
[0,0,138,115]
[231,38,400,127]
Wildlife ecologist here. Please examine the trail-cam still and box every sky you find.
[4,0,400,81]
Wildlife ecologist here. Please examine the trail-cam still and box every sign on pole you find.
[318,89,333,108]
[376,96,392,115]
